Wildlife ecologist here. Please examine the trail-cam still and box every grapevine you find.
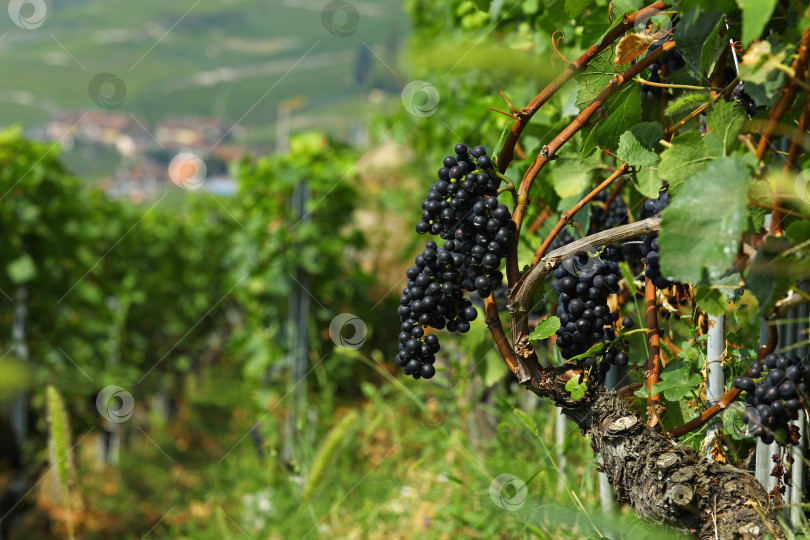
[391,0,810,536]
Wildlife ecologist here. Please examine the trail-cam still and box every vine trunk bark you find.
[525,366,783,539]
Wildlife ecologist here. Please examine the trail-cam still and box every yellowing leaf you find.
[614,32,655,65]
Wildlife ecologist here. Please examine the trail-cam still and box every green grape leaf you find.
[674,0,735,15]
[657,131,720,193]
[786,221,810,244]
[529,316,561,344]
[551,158,593,198]
[676,9,724,82]
[610,0,644,19]
[650,361,703,401]
[633,167,662,198]
[658,156,751,283]
[7,254,36,284]
[695,285,727,316]
[595,85,643,151]
[738,0,778,47]
[706,100,746,155]
[700,15,726,79]
[713,272,745,303]
[565,376,588,401]
[576,50,615,109]
[745,73,785,107]
[581,124,599,159]
[617,122,664,168]
[739,40,787,85]
[662,395,693,432]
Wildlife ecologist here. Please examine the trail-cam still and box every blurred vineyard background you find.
[0,0,700,539]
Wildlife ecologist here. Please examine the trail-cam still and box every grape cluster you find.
[470,282,510,311]
[641,40,685,100]
[549,228,576,252]
[396,240,479,379]
[640,186,674,289]
[553,245,623,360]
[397,143,515,380]
[416,144,500,238]
[734,353,809,445]
[415,143,513,298]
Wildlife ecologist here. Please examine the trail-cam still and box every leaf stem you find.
[636,78,724,91]
[532,164,629,265]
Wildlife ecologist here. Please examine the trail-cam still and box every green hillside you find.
[0,0,406,142]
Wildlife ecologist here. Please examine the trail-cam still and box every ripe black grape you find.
[735,353,809,445]
[621,317,634,328]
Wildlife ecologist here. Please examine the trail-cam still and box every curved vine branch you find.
[506,217,663,370]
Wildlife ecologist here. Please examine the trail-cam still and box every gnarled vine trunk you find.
[526,366,784,539]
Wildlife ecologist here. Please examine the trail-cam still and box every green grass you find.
[57,357,697,540]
